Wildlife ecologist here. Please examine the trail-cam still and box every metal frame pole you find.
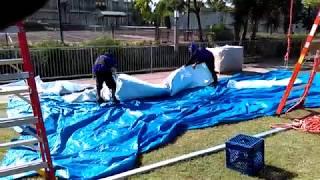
[103,128,288,180]
[57,0,64,44]
[174,10,179,52]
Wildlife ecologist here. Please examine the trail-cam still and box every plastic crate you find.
[225,134,264,176]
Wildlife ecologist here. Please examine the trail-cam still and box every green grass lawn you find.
[130,109,320,179]
[1,109,320,179]
[0,129,17,160]
[256,32,309,41]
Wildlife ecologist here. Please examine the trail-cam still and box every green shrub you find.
[209,24,234,41]
[30,40,67,48]
[83,36,121,46]
[211,24,225,34]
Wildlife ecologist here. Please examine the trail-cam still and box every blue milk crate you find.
[225,134,264,176]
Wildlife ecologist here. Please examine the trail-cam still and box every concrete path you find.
[72,59,285,85]
[0,58,305,113]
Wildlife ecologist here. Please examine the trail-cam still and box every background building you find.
[26,0,134,30]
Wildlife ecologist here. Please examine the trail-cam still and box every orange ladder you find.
[277,8,320,115]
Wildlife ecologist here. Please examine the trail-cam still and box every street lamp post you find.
[174,10,180,52]
[57,0,64,44]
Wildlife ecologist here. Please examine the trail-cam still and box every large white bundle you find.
[63,89,97,103]
[227,78,302,89]
[163,63,213,96]
[101,64,213,101]
[0,64,214,103]
[114,74,169,101]
[207,45,243,73]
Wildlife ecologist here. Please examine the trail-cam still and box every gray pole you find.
[174,10,179,52]
[57,0,64,44]
[187,0,190,31]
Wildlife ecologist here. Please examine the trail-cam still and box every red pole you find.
[16,22,55,179]
[277,8,320,115]
[284,0,294,67]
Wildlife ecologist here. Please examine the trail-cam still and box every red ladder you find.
[0,23,55,179]
[277,9,320,115]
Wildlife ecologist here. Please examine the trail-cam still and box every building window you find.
[96,0,106,10]
[71,0,78,10]
[112,1,119,11]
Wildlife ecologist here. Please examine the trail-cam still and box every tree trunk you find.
[240,18,248,45]
[283,15,289,34]
[195,11,204,42]
[233,16,242,41]
[234,23,241,41]
[154,18,160,41]
[250,19,258,40]
[154,25,160,41]
[193,0,203,42]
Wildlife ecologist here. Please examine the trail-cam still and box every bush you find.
[83,36,121,47]
[30,40,67,48]
[209,24,234,41]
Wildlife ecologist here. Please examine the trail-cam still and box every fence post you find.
[90,47,94,79]
[150,46,153,73]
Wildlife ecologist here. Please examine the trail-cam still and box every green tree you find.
[206,0,230,12]
[302,0,319,31]
[231,0,254,43]
[134,0,171,41]
[164,0,207,42]
[190,0,205,42]
[230,0,304,41]
[302,0,320,7]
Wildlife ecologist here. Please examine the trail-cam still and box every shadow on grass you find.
[257,165,298,180]
[282,108,320,120]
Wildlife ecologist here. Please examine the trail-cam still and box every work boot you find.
[97,97,104,104]
[210,81,218,87]
[113,98,120,104]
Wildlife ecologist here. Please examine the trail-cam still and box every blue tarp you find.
[2,70,320,179]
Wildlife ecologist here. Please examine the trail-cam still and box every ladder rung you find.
[0,72,29,82]
[0,160,47,177]
[286,98,301,105]
[292,84,306,91]
[0,116,37,128]
[0,58,23,66]
[0,138,38,148]
[0,86,29,96]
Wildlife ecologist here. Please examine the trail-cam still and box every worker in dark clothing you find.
[93,52,120,104]
[185,43,218,86]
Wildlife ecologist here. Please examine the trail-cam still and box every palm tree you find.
[134,0,172,41]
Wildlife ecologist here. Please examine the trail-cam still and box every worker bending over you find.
[185,43,218,86]
[93,52,120,104]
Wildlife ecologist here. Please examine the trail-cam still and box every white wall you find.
[176,11,234,30]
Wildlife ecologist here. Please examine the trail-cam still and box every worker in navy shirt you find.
[185,43,218,86]
[93,52,119,104]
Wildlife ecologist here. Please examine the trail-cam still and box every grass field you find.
[1,109,320,179]
[130,108,320,179]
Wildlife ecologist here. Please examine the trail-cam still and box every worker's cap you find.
[104,52,114,57]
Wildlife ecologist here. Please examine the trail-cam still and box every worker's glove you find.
[213,81,218,87]
[111,67,117,74]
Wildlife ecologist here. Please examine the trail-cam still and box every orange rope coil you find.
[272,115,320,134]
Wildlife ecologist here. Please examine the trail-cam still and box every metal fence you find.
[0,39,303,80]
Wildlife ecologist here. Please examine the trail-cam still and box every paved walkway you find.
[72,58,285,85]
[0,58,304,113]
